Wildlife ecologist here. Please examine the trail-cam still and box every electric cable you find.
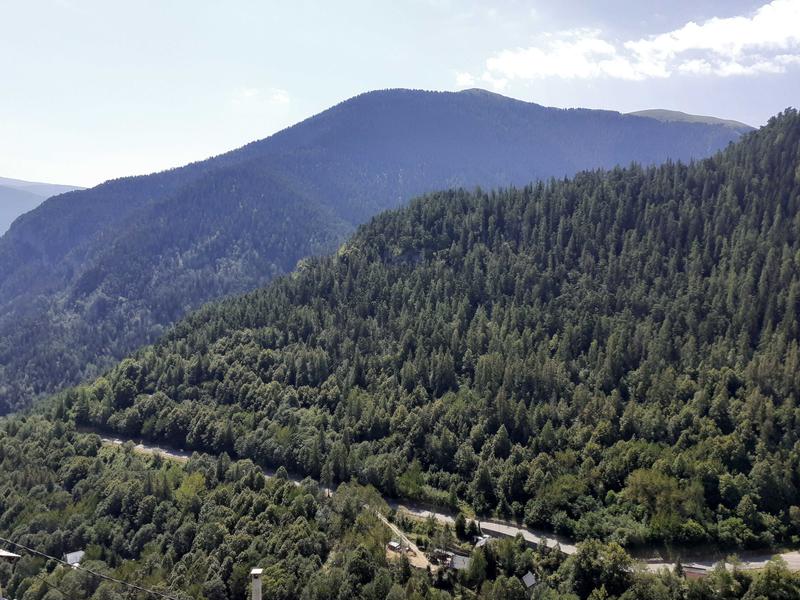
[0,535,182,600]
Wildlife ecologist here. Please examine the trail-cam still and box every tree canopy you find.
[52,108,800,552]
[0,89,745,412]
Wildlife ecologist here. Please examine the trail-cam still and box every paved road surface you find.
[100,435,800,575]
[387,501,578,554]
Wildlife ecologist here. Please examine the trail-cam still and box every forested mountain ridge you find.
[0,176,83,234]
[0,185,44,234]
[0,88,747,412]
[627,109,753,133]
[0,176,83,197]
[60,109,800,551]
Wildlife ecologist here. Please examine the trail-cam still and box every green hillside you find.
[0,89,748,413]
[5,416,798,600]
[58,109,800,551]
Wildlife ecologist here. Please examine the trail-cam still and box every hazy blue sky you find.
[2,0,799,186]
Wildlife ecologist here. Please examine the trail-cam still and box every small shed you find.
[475,535,490,548]
[450,554,471,571]
[683,563,710,579]
[522,570,538,588]
[387,541,402,553]
[64,550,85,567]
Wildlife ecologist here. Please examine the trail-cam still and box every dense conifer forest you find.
[49,109,800,560]
[3,415,799,599]
[0,89,746,412]
[4,1,799,598]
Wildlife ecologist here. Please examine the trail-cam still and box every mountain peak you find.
[457,87,504,97]
[0,89,750,412]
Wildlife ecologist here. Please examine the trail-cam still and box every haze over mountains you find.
[0,88,749,412]
[0,176,83,234]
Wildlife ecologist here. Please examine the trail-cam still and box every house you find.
[387,541,403,553]
[429,548,453,565]
[522,571,538,589]
[683,563,710,579]
[430,548,471,571]
[450,554,471,571]
[63,550,85,567]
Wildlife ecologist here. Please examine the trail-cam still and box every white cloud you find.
[481,71,508,90]
[231,87,291,106]
[625,0,800,63]
[269,88,291,104]
[464,0,800,87]
[484,29,645,80]
[231,87,261,103]
[455,71,477,87]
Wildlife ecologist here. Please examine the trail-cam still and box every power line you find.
[33,571,72,599]
[0,535,183,600]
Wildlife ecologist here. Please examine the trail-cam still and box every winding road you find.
[100,436,800,574]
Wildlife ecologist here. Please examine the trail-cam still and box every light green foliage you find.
[0,417,386,600]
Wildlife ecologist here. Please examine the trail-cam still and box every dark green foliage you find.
[57,109,800,550]
[0,89,746,412]
[563,540,633,598]
[3,415,800,598]
[0,416,442,600]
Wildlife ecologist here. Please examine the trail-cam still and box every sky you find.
[1,0,799,187]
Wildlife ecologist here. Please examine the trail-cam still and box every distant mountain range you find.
[0,88,750,412]
[0,176,83,234]
[627,109,753,133]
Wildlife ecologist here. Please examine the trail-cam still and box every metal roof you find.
[450,554,471,570]
[64,550,85,566]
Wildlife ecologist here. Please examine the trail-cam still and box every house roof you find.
[450,554,471,570]
[522,571,538,588]
[0,549,20,559]
[64,550,85,566]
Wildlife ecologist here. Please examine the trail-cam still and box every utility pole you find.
[250,567,263,600]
